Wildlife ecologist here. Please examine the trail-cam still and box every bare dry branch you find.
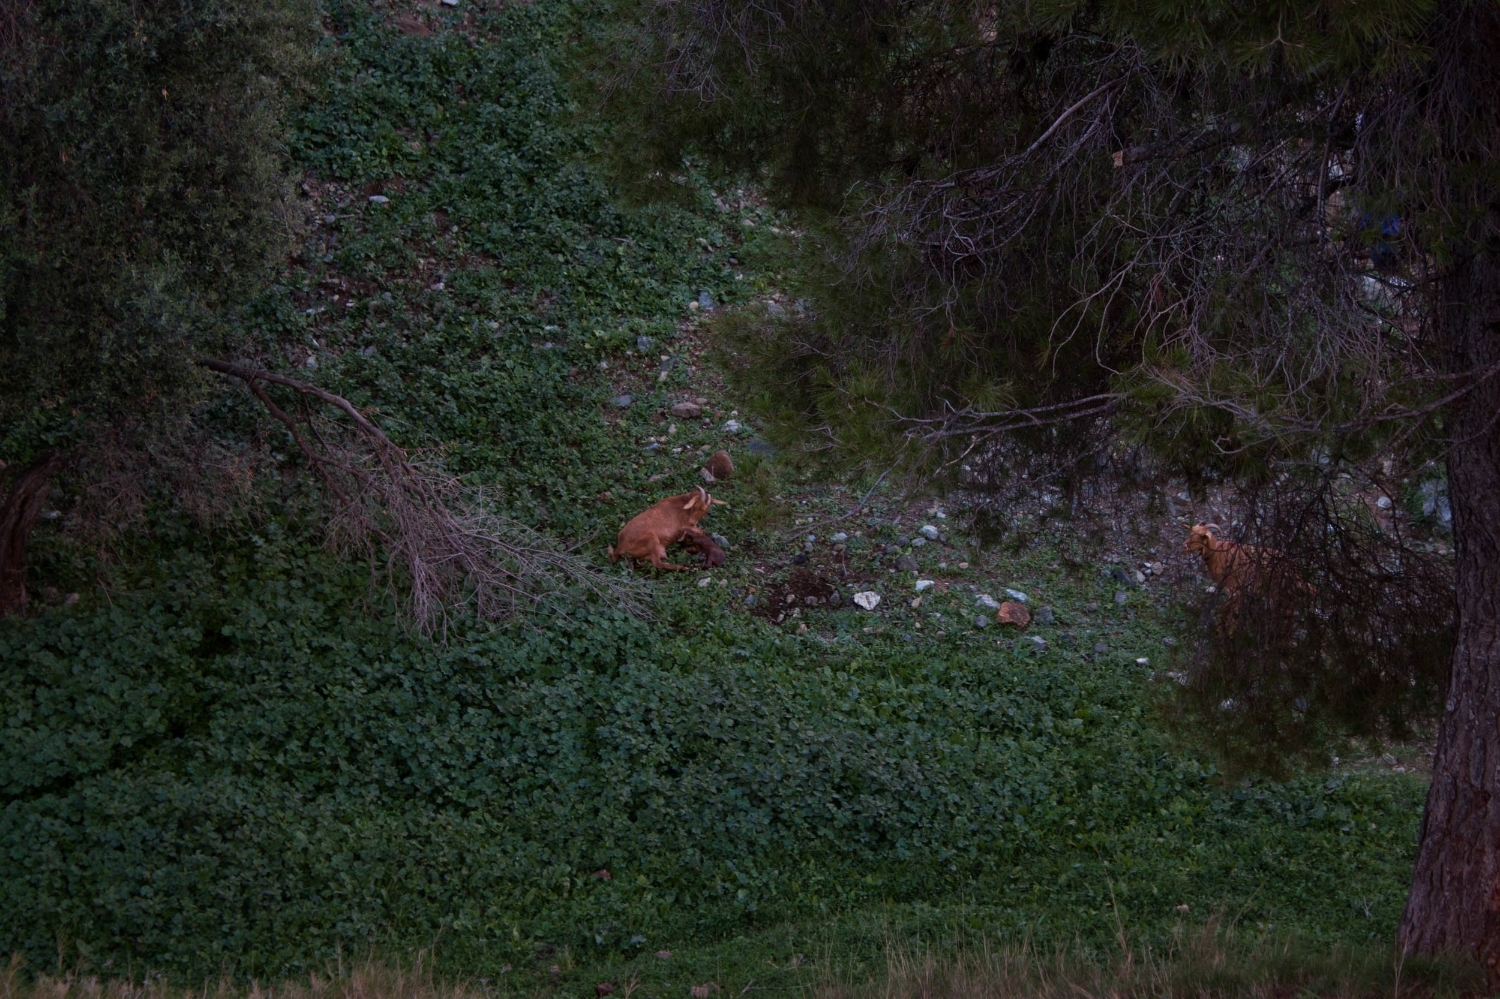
[200,359,647,634]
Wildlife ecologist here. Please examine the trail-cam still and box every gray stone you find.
[670,401,703,419]
[722,419,743,433]
[910,537,927,547]
[613,394,633,408]
[919,524,940,541]
[827,591,842,607]
[1093,641,1108,654]
[635,336,655,351]
[895,555,919,572]
[1025,635,1047,652]
[699,467,716,483]
[1113,590,1128,604]
[975,614,989,629]
[711,534,729,550]
[697,290,715,310]
[368,194,390,204]
[896,536,911,547]
[1033,605,1055,624]
[975,593,1001,610]
[830,532,848,543]
[766,301,786,317]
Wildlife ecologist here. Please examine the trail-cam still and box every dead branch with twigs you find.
[200,360,646,634]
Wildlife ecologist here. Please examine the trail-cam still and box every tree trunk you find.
[0,450,62,616]
[1397,240,1500,974]
[1396,2,1500,974]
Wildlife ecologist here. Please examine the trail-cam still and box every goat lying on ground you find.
[1183,523,1309,633]
[609,487,726,570]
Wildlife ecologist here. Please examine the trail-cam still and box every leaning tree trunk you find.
[1396,3,1500,976]
[0,450,63,615]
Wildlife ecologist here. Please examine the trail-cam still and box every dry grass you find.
[0,955,491,999]
[817,924,1483,999]
[3,925,1482,999]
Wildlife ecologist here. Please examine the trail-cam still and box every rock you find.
[743,594,757,607]
[974,614,989,629]
[1004,588,1027,603]
[1113,590,1128,604]
[1109,567,1135,587]
[914,579,934,592]
[896,535,911,547]
[1034,605,1055,624]
[671,401,704,419]
[1025,635,1047,652]
[697,291,716,310]
[766,301,786,317]
[1380,753,1398,767]
[852,591,881,611]
[697,577,713,588]
[1133,570,1147,584]
[895,555,919,572]
[699,467,716,483]
[996,601,1031,627]
[61,592,79,606]
[1293,697,1308,712]
[636,335,655,351]
[919,524,940,540]
[613,394,633,408]
[711,534,729,550]
[642,442,661,453]
[911,537,927,547]
[827,591,842,607]
[722,419,743,433]
[1135,657,1150,665]
[707,450,734,478]
[975,593,1000,610]
[368,194,390,204]
[830,532,848,543]
[792,552,808,565]
[806,534,817,544]
[360,344,378,357]
[1093,642,1108,654]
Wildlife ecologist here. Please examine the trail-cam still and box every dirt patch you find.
[749,568,841,623]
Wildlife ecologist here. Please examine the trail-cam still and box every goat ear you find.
[682,495,700,511]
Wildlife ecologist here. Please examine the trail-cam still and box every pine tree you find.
[590,0,1500,969]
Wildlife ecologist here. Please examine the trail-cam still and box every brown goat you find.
[1184,523,1308,632]
[609,487,726,570]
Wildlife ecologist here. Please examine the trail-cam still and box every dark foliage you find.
[0,0,314,445]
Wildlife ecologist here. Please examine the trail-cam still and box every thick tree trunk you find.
[1397,251,1500,972]
[1397,3,1500,973]
[0,450,62,616]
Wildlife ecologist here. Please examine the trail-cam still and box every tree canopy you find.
[586,0,1500,972]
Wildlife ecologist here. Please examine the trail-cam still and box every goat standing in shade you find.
[1184,523,1309,633]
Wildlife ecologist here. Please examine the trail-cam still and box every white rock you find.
[914,579,934,592]
[919,525,940,540]
[1135,657,1150,665]
[368,194,389,204]
[852,591,881,611]
[697,577,713,588]
[1004,588,1027,603]
[830,532,848,543]
[910,537,926,547]
[975,593,1000,610]
[722,420,743,433]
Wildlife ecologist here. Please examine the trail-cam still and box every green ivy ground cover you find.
[1,0,1424,985]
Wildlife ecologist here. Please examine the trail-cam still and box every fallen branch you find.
[200,359,646,634]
